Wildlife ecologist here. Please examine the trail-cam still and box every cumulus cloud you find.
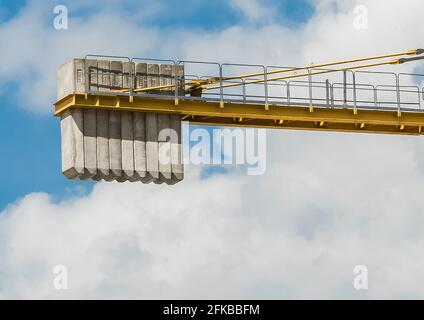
[229,0,272,23]
[2,0,424,299]
[2,133,424,299]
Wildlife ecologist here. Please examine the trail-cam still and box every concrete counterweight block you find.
[170,114,184,183]
[61,109,84,179]
[121,111,136,181]
[109,111,122,180]
[97,60,110,92]
[57,58,185,184]
[135,63,147,91]
[160,64,173,94]
[85,59,98,92]
[93,109,111,181]
[175,64,185,87]
[110,61,123,91]
[156,113,172,184]
[82,109,97,179]
[133,112,147,181]
[145,112,160,183]
[123,62,134,92]
[147,64,160,94]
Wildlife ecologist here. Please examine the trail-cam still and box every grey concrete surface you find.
[58,58,184,184]
[60,109,84,179]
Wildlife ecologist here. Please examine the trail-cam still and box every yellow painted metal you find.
[55,93,424,136]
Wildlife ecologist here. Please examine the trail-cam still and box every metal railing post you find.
[84,59,90,95]
[242,79,246,104]
[287,82,291,105]
[343,69,347,105]
[308,69,313,111]
[129,59,133,101]
[422,87,424,109]
[264,66,269,110]
[396,73,401,114]
[352,71,357,113]
[325,79,330,106]
[373,86,378,108]
[174,61,178,105]
[219,64,224,108]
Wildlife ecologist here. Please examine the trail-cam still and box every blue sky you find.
[0,0,313,210]
[67,0,314,29]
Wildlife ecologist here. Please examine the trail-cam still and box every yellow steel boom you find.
[55,49,424,136]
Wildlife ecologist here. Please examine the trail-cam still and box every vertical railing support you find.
[242,79,246,104]
[174,61,179,106]
[287,82,291,106]
[325,79,330,106]
[308,69,313,112]
[396,74,401,116]
[352,72,357,114]
[219,64,224,108]
[264,66,269,110]
[129,59,134,103]
[343,70,347,105]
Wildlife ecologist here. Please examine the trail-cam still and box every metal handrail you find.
[81,54,424,113]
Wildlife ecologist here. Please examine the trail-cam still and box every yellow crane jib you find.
[55,48,424,139]
[53,49,424,185]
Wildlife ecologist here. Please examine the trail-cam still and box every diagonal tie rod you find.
[202,55,424,92]
[113,49,424,93]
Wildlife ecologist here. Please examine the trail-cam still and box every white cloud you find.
[229,0,272,23]
[2,0,424,299]
[3,133,424,299]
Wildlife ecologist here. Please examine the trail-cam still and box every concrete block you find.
[85,59,98,92]
[61,109,84,179]
[109,111,122,178]
[123,62,134,92]
[157,113,172,183]
[73,59,85,93]
[57,60,75,101]
[134,112,147,181]
[145,112,159,182]
[175,64,185,96]
[97,60,110,92]
[110,61,123,91]
[160,64,173,94]
[121,111,136,181]
[135,63,148,90]
[82,109,97,179]
[170,114,184,183]
[147,64,160,94]
[93,109,111,181]
[175,64,185,78]
[57,58,185,184]
[57,59,95,99]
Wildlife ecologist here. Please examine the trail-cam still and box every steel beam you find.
[55,93,424,136]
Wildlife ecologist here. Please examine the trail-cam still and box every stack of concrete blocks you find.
[57,58,184,184]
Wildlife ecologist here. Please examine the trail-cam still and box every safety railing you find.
[82,55,424,113]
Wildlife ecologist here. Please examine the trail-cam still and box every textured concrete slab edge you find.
[58,58,185,184]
